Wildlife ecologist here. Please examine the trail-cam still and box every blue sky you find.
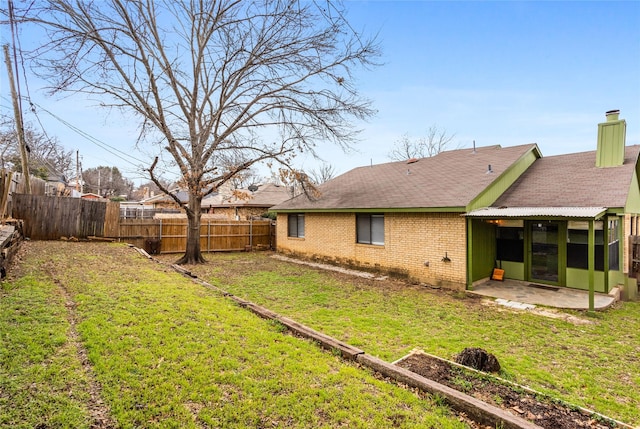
[2,1,639,185]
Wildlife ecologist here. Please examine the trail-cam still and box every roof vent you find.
[248,184,259,192]
[486,164,493,174]
[406,158,419,164]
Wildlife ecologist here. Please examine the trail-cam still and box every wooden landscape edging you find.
[142,247,544,429]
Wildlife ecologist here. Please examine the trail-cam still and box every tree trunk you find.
[175,193,206,264]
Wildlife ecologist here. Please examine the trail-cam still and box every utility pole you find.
[3,44,31,194]
[76,150,81,193]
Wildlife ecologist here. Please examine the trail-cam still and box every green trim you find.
[466,217,473,289]
[272,207,467,214]
[467,145,542,211]
[625,167,640,213]
[603,219,609,293]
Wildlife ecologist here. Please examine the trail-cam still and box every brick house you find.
[203,183,292,220]
[272,111,640,300]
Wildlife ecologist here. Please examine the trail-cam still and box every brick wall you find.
[276,212,467,290]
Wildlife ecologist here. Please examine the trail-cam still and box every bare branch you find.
[20,0,380,263]
[388,125,457,161]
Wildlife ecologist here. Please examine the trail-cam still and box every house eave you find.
[272,206,468,214]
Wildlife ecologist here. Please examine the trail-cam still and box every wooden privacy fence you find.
[0,171,47,219]
[11,193,275,252]
[12,194,120,240]
[117,218,274,253]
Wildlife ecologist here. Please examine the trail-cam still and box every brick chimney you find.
[596,110,626,168]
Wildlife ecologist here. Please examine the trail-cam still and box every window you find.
[567,221,604,270]
[356,214,384,245]
[287,214,305,238]
[496,225,524,262]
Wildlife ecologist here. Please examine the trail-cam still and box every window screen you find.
[287,214,305,238]
[357,214,384,245]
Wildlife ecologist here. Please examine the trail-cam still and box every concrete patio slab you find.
[469,279,618,310]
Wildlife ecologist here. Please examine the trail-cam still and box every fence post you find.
[207,220,211,253]
[249,218,253,250]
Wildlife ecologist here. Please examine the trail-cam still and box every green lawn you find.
[0,242,467,429]
[170,251,640,426]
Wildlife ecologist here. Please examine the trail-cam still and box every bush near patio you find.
[0,242,467,429]
[166,251,640,427]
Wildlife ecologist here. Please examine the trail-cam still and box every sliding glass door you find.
[530,222,559,283]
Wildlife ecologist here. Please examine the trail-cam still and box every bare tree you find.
[309,163,336,184]
[0,115,73,179]
[388,125,456,161]
[22,0,379,263]
[83,166,133,199]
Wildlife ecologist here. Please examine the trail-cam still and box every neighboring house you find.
[44,173,68,197]
[272,110,639,300]
[80,193,106,201]
[133,182,290,220]
[140,187,190,209]
[203,183,291,220]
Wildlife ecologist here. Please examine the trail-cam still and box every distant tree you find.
[388,126,456,161]
[309,163,336,184]
[24,0,379,264]
[82,166,133,199]
[131,179,174,201]
[0,115,73,179]
[211,150,263,190]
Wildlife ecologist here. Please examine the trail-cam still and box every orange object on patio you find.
[491,268,505,281]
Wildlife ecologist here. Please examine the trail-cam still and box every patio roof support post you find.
[466,217,473,290]
[588,219,595,312]
[603,218,609,294]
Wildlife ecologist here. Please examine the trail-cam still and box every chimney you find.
[596,110,626,168]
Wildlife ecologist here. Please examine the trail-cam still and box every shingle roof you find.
[203,183,292,208]
[493,145,640,209]
[272,143,539,211]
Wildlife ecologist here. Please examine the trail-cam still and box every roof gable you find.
[273,143,540,211]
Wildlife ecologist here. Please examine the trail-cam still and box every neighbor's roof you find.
[141,188,188,204]
[272,143,540,211]
[203,183,291,208]
[493,145,640,209]
[466,207,608,219]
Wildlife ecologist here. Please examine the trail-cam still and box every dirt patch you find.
[395,351,619,429]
